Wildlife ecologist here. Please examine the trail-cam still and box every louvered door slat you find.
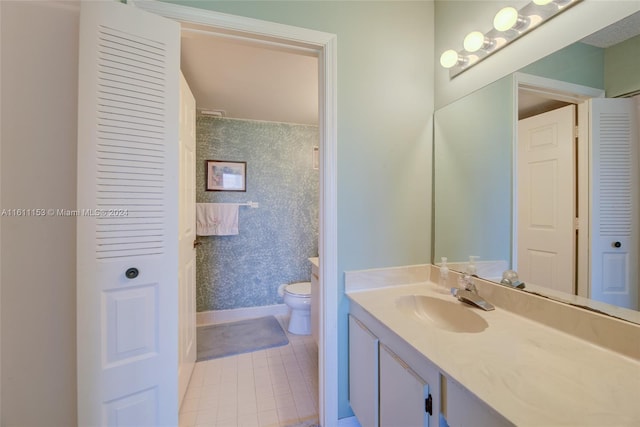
[98,96,164,116]
[98,109,164,126]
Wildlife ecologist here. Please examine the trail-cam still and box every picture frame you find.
[206,160,247,192]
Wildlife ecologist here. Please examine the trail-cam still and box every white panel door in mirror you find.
[517,105,575,294]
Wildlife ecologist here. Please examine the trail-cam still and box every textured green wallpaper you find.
[196,117,319,312]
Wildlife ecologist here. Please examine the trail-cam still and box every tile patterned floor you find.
[179,315,319,427]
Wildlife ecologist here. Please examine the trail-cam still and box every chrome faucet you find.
[451,274,495,311]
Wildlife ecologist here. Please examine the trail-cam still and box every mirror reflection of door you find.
[516,93,639,310]
[590,98,639,310]
[517,105,576,294]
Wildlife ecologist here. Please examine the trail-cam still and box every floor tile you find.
[180,314,318,427]
[258,409,279,427]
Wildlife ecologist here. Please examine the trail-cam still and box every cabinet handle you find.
[425,394,433,416]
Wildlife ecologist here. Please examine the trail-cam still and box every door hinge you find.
[425,394,433,415]
[574,217,580,230]
[574,125,579,138]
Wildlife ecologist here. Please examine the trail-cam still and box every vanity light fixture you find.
[440,49,466,68]
[463,31,495,53]
[493,7,529,32]
[440,0,583,77]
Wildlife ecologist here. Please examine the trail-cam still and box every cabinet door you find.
[445,377,511,427]
[380,344,430,427]
[349,315,379,427]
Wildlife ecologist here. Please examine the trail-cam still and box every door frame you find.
[513,73,604,298]
[130,1,338,424]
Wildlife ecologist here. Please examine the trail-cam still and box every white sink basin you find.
[395,295,488,333]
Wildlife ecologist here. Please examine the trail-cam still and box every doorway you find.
[514,73,603,298]
[131,2,339,424]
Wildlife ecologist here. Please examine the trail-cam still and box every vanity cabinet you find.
[380,344,430,427]
[348,315,379,427]
[349,306,511,427]
[349,314,434,427]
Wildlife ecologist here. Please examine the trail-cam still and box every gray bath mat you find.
[197,315,289,361]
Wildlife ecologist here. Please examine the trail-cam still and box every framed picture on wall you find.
[206,160,247,192]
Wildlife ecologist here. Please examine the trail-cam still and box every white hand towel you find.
[196,203,239,236]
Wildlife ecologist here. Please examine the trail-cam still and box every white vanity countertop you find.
[347,282,640,426]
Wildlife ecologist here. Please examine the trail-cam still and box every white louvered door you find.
[77,2,180,425]
[590,98,639,310]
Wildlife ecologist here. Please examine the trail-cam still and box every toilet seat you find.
[285,282,311,296]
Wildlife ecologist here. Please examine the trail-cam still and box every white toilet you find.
[283,282,311,335]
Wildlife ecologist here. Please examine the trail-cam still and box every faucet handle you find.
[457,274,477,293]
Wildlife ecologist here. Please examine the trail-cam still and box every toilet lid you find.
[285,282,311,296]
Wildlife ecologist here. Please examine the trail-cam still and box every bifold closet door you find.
[77,1,180,425]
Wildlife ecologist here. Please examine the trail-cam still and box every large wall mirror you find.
[433,11,640,324]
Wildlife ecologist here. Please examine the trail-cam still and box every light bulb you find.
[493,7,519,31]
[463,31,485,52]
[533,0,553,4]
[440,50,460,68]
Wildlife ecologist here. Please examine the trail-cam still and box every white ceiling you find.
[580,11,640,48]
[180,30,319,125]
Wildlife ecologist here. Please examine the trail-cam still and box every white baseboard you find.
[197,304,289,326]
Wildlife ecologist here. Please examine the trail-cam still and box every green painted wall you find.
[434,76,513,266]
[605,33,640,97]
[520,42,604,89]
[164,1,435,418]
